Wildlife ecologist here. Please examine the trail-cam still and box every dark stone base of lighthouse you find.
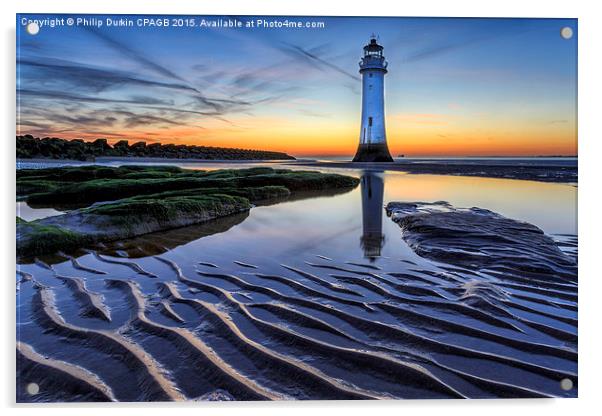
[352,143,394,162]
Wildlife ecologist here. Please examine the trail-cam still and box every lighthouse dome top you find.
[363,37,384,55]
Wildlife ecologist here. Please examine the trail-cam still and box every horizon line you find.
[16,134,578,159]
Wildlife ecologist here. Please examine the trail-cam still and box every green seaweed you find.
[119,185,291,203]
[121,171,175,179]
[17,165,184,182]
[89,194,251,222]
[17,221,92,256]
[17,180,63,196]
[21,166,358,206]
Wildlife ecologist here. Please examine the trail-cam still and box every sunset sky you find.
[17,15,577,157]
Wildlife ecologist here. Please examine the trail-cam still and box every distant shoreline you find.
[291,160,578,184]
[17,155,578,164]
[16,156,578,184]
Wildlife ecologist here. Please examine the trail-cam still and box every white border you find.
[3,1,600,415]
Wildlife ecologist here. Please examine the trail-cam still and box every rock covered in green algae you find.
[17,166,360,257]
[16,218,93,256]
[19,166,359,206]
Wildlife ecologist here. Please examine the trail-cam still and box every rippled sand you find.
[16,166,577,402]
[16,235,577,401]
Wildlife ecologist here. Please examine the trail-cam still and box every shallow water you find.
[16,201,64,221]
[16,163,577,401]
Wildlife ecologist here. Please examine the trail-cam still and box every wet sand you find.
[290,159,577,183]
[16,217,577,400]
[16,165,577,401]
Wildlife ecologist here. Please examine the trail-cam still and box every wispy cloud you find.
[17,88,174,106]
[277,42,360,82]
[85,28,190,83]
[400,20,535,63]
[18,58,200,94]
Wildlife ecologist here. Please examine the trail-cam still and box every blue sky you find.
[16,15,577,156]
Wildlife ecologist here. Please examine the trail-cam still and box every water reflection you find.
[16,201,64,221]
[360,171,385,261]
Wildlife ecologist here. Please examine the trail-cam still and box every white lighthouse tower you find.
[353,36,394,162]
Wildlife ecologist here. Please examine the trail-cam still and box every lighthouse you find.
[353,36,394,162]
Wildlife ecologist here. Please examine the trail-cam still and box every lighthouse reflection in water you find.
[359,171,385,261]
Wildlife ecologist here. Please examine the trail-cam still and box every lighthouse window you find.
[368,117,373,126]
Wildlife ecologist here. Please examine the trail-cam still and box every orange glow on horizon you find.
[35,131,577,157]
[22,111,577,157]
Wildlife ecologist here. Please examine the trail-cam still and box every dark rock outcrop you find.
[386,201,577,282]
